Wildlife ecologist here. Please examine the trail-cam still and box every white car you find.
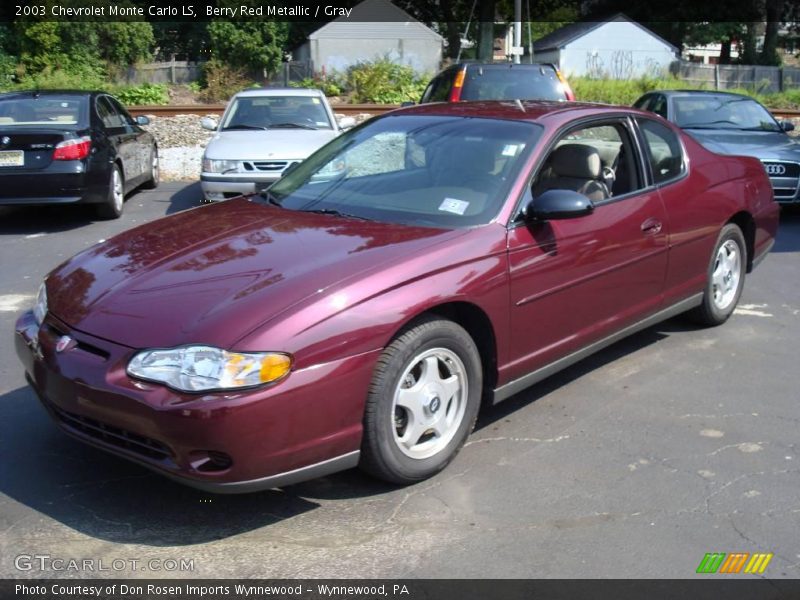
[200,88,353,202]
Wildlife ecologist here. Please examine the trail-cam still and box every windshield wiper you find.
[302,208,373,221]
[738,126,781,132]
[268,122,318,130]
[681,119,738,129]
[258,189,283,207]
[222,124,267,131]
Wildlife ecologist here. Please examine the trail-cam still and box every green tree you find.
[207,0,289,77]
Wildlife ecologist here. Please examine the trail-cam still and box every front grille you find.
[50,403,172,461]
[243,160,298,173]
[762,161,800,200]
[762,162,800,177]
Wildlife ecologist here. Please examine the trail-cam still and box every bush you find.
[569,75,800,110]
[114,83,169,106]
[13,63,107,91]
[0,53,17,89]
[346,58,428,104]
[571,76,694,105]
[290,74,343,98]
[199,59,254,103]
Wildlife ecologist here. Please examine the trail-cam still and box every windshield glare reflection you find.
[267,115,541,228]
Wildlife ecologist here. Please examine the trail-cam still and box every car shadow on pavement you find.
[0,319,683,545]
[159,181,202,215]
[0,205,100,235]
[773,207,800,252]
[0,384,390,547]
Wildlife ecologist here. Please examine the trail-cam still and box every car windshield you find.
[673,96,781,132]
[266,114,541,228]
[221,95,333,130]
[461,68,567,101]
[0,95,88,127]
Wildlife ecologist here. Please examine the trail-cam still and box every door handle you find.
[641,219,662,235]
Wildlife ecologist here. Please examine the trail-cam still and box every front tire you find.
[689,223,746,326]
[360,317,482,485]
[96,164,124,220]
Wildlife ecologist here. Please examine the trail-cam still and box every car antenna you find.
[515,98,525,112]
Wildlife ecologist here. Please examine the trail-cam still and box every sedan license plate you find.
[0,150,24,167]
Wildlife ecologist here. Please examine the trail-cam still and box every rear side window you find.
[461,66,567,101]
[96,96,126,129]
[421,69,457,103]
[638,119,685,184]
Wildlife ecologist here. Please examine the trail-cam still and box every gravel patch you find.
[141,112,377,181]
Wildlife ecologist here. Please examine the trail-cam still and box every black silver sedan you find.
[0,90,158,218]
[634,90,800,204]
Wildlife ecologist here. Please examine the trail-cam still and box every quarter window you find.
[638,119,685,184]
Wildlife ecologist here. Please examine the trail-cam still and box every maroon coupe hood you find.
[46,199,460,348]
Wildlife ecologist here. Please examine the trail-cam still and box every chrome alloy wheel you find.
[151,151,159,182]
[711,239,741,310]
[391,348,468,460]
[111,168,123,213]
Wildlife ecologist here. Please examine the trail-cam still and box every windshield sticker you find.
[439,198,469,215]
[502,144,520,156]
[312,98,320,104]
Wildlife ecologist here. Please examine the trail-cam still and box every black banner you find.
[5,579,800,600]
[0,0,778,23]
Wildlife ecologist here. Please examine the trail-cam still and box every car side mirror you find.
[135,115,150,126]
[201,117,219,131]
[524,189,594,221]
[781,120,795,132]
[337,116,356,130]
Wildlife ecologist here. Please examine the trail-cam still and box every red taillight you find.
[448,68,466,102]
[53,136,91,161]
[555,69,575,101]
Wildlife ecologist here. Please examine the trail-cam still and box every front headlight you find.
[202,158,240,174]
[127,345,292,393]
[33,282,48,325]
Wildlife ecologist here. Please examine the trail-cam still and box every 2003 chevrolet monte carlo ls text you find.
[15,101,779,493]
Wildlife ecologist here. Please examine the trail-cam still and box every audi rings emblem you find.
[764,164,786,176]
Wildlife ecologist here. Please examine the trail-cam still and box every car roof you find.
[444,62,557,71]
[395,100,649,125]
[232,87,325,98]
[652,89,751,99]
[0,90,98,99]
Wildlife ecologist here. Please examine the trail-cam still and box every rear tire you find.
[689,223,746,326]
[360,317,482,485]
[96,164,124,220]
[141,146,159,190]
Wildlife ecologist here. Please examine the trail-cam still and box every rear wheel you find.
[689,223,746,326]
[360,317,482,484]
[96,164,124,220]
[142,146,159,189]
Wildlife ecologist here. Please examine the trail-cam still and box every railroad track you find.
[129,104,800,121]
[128,104,398,118]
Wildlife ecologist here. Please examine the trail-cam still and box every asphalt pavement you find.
[0,182,798,579]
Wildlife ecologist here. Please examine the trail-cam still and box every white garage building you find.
[294,0,443,76]
[533,14,678,79]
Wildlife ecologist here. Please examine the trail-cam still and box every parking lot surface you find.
[1,183,798,578]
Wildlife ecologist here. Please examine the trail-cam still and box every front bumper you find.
[15,310,378,493]
[200,173,281,202]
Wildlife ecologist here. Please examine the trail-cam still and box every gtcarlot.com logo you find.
[15,554,195,573]
[696,552,773,574]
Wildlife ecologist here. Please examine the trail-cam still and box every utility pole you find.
[513,0,522,64]
[478,0,494,61]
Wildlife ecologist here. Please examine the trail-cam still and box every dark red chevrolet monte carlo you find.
[15,102,779,492]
